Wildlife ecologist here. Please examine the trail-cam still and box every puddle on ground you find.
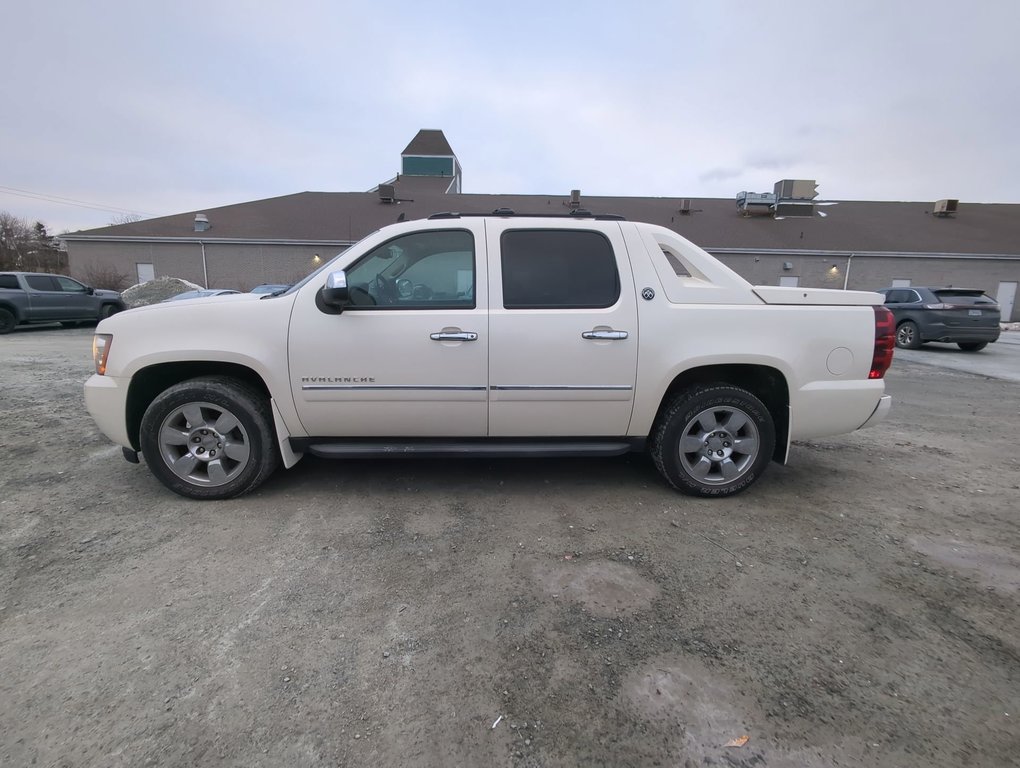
[909,537,1020,592]
[531,559,658,617]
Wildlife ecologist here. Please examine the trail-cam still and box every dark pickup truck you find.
[0,271,126,333]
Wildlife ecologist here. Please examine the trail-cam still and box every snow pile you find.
[122,277,203,308]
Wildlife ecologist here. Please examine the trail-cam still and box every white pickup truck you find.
[85,211,894,500]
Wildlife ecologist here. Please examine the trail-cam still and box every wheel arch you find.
[126,361,271,450]
[652,364,790,463]
[0,300,22,321]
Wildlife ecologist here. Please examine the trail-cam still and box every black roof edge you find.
[428,209,627,221]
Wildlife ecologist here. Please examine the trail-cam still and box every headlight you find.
[92,334,113,375]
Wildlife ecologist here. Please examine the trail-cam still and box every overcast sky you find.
[2,1,1018,233]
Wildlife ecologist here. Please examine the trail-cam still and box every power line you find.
[0,184,154,217]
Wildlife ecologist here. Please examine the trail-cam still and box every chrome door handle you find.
[581,330,628,340]
[430,331,478,341]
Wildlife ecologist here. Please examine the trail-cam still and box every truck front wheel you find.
[139,376,279,500]
[652,385,775,497]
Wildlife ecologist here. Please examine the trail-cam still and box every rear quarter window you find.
[0,274,20,289]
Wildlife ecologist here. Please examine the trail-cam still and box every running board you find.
[292,438,643,460]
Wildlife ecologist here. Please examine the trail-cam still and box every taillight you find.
[869,306,894,379]
[923,303,949,310]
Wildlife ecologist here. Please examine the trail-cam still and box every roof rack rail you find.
[428,209,626,221]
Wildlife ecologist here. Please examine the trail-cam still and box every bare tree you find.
[0,211,67,272]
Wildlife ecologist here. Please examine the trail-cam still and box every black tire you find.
[139,376,279,500]
[896,320,922,349]
[652,385,775,498]
[0,307,16,334]
[957,342,987,352]
[100,304,121,319]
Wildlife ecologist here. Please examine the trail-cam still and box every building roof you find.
[63,191,1020,257]
[401,129,455,157]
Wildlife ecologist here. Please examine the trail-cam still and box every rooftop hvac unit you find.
[378,184,396,203]
[774,201,816,218]
[736,191,776,215]
[193,214,210,232]
[774,179,818,200]
[679,199,691,214]
[933,199,959,217]
[569,189,581,208]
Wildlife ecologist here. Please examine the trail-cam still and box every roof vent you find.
[193,214,210,232]
[378,184,396,203]
[679,199,691,215]
[569,189,581,209]
[933,199,958,217]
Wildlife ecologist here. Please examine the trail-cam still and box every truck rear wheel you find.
[652,385,775,497]
[0,308,15,334]
[139,376,279,500]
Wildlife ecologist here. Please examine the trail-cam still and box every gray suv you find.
[877,287,1001,351]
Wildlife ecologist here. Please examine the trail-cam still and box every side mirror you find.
[87,286,95,295]
[320,270,350,310]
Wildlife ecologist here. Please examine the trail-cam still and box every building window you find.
[401,156,456,177]
[779,276,800,287]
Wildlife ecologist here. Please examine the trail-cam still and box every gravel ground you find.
[1,327,1018,768]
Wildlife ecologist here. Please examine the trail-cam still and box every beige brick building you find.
[62,130,1020,320]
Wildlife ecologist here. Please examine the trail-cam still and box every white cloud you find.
[1,0,1017,233]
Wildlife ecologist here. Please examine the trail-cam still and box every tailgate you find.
[753,286,884,306]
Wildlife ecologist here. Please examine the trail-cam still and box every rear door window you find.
[0,274,19,289]
[24,275,58,291]
[500,229,619,309]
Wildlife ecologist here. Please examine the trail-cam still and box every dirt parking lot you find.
[1,327,1018,768]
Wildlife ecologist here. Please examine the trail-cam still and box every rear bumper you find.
[858,394,892,430]
[920,323,1000,344]
[790,380,888,440]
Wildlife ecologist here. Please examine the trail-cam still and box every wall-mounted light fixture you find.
[312,253,321,264]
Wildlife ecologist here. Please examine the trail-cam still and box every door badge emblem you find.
[641,287,655,301]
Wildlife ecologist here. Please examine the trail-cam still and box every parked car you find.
[162,289,240,302]
[877,287,1001,351]
[0,271,125,333]
[250,284,291,294]
[86,211,893,500]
